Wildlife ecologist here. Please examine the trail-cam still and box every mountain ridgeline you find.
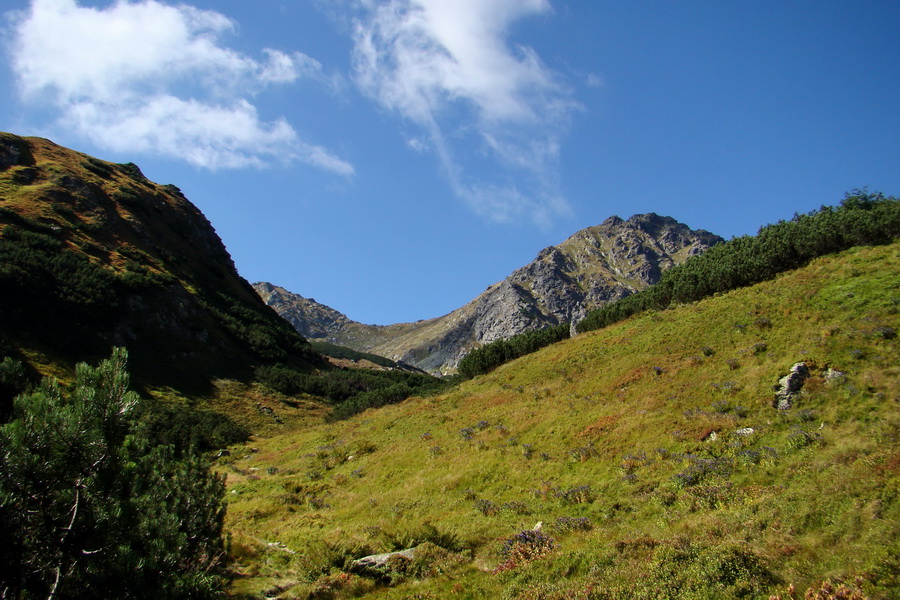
[255,214,723,374]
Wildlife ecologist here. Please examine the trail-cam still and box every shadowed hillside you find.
[0,132,320,392]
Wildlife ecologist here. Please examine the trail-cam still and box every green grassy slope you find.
[221,242,899,599]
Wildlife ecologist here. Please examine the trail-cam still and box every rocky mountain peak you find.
[253,283,353,339]
[258,213,723,375]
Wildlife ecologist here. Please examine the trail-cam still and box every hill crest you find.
[0,132,318,389]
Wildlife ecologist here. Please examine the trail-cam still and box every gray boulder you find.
[350,547,417,577]
[773,362,810,410]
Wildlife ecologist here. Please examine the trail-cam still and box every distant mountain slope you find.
[254,283,356,340]
[0,132,318,389]
[255,214,722,374]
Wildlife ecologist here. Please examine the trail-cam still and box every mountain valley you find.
[0,133,898,600]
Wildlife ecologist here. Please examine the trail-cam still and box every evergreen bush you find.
[0,349,227,599]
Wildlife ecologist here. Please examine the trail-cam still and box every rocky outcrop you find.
[350,548,418,577]
[256,213,722,375]
[0,132,36,169]
[773,362,811,410]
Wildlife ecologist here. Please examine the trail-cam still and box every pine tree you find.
[0,349,227,599]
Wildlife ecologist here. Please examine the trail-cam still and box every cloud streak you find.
[9,0,353,173]
[352,0,576,224]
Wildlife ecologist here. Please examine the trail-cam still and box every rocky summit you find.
[256,213,722,374]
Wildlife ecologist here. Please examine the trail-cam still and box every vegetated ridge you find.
[225,240,900,599]
[0,132,453,431]
[255,214,722,374]
[0,131,320,391]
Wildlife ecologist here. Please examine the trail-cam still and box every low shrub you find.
[551,517,593,533]
[638,543,778,599]
[495,530,556,572]
[475,499,498,516]
[554,485,595,505]
[671,457,733,489]
[459,323,570,379]
[787,427,824,450]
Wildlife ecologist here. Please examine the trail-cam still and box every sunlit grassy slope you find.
[222,242,899,600]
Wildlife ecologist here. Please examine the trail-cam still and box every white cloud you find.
[8,0,353,173]
[406,137,429,153]
[67,95,355,173]
[260,49,323,84]
[352,0,577,224]
[586,73,605,88]
[457,182,571,226]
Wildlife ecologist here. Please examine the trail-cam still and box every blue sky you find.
[2,1,899,325]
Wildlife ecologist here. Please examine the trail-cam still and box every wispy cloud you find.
[8,0,353,173]
[351,0,577,224]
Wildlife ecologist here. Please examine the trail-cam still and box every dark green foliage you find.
[198,290,317,364]
[328,383,415,421]
[458,322,571,379]
[578,192,900,334]
[310,341,400,369]
[118,162,147,181]
[113,186,144,206]
[134,404,250,456]
[0,225,121,356]
[0,218,316,388]
[80,157,114,179]
[0,356,33,423]
[256,363,449,421]
[326,369,449,420]
[0,349,227,599]
[255,363,312,395]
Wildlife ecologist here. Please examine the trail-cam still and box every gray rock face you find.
[350,547,417,577]
[254,282,353,339]
[824,367,846,382]
[255,213,723,374]
[773,362,811,410]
